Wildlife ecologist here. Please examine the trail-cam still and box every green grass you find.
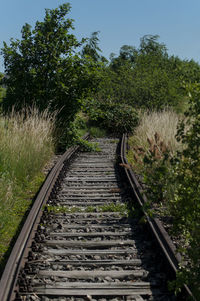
[0,108,55,273]
[89,126,107,138]
[46,202,128,216]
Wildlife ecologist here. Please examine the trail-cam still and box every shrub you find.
[86,99,139,134]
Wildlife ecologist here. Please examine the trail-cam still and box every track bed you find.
[13,139,176,301]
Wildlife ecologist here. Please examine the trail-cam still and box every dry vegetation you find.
[127,109,184,172]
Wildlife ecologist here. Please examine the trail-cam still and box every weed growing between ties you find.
[46,203,128,216]
[0,108,55,273]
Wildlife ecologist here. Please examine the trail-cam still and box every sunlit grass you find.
[0,108,55,270]
[127,109,184,172]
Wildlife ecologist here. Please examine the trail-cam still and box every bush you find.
[85,99,139,134]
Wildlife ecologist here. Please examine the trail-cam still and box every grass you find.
[127,109,184,172]
[46,202,128,216]
[0,108,55,272]
[89,126,107,138]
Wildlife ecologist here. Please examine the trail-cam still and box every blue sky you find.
[1,0,200,72]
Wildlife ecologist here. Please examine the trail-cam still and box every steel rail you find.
[120,133,196,301]
[0,134,90,301]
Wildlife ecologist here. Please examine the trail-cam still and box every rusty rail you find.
[0,134,89,301]
[120,133,196,301]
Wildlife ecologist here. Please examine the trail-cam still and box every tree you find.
[1,3,100,147]
[0,73,5,103]
[81,31,107,63]
[98,35,189,111]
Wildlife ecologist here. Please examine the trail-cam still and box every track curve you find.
[0,136,192,301]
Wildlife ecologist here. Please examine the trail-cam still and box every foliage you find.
[81,31,107,63]
[0,73,6,103]
[97,35,200,112]
[85,98,139,134]
[1,4,101,149]
[127,93,200,297]
[168,83,200,298]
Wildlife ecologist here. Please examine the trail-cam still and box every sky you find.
[1,0,200,72]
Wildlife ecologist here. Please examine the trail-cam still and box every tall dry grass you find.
[0,108,55,182]
[129,109,183,153]
[127,109,184,171]
[0,108,55,262]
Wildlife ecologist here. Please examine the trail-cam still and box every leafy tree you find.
[81,31,107,63]
[0,73,6,103]
[1,3,100,148]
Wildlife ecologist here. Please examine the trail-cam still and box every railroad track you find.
[0,136,194,301]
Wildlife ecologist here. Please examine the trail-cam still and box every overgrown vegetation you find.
[0,108,55,271]
[127,100,200,298]
[46,202,127,216]
[0,2,200,297]
[95,35,200,113]
[84,99,139,134]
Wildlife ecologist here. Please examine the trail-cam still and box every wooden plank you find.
[33,282,151,289]
[38,270,146,278]
[67,173,116,176]
[48,212,122,214]
[49,231,132,237]
[44,240,135,248]
[49,218,126,224]
[64,177,117,181]
[31,259,142,266]
[70,168,114,171]
[59,189,118,192]
[58,194,121,199]
[57,195,122,201]
[45,249,137,256]
[53,201,115,206]
[29,288,153,296]
[61,224,132,229]
[63,179,119,183]
[71,161,114,168]
[61,185,120,189]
